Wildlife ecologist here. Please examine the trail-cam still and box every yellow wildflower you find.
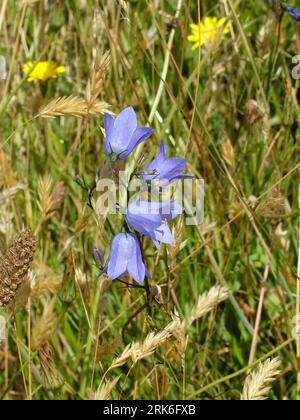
[23,61,65,82]
[188,17,230,49]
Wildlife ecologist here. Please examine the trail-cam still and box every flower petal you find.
[107,234,131,279]
[108,106,137,154]
[154,223,174,245]
[104,113,115,155]
[125,201,163,239]
[120,126,153,159]
[56,66,66,74]
[190,23,200,31]
[126,235,145,284]
[144,140,166,172]
[159,201,184,221]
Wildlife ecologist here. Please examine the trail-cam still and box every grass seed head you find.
[241,357,281,400]
[38,341,64,390]
[0,229,37,308]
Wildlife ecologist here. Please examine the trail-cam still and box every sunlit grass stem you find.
[297,184,300,399]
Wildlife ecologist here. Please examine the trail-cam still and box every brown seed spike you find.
[0,229,37,308]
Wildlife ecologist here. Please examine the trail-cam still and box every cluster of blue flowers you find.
[96,107,190,285]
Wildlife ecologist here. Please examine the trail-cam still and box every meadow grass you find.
[0,0,299,400]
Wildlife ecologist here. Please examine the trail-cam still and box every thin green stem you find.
[79,284,101,399]
[188,338,294,399]
[297,184,300,399]
[266,16,282,99]
[227,0,269,114]
[128,0,183,176]
[148,0,183,125]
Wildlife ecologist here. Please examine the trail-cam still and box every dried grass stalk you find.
[169,286,229,357]
[75,213,90,236]
[256,188,290,220]
[221,137,235,170]
[0,229,37,307]
[38,96,87,118]
[30,273,62,299]
[20,0,40,5]
[58,250,76,303]
[75,268,88,288]
[38,51,111,119]
[38,96,110,118]
[186,285,229,327]
[11,277,31,312]
[168,218,187,283]
[0,55,7,80]
[31,299,56,351]
[37,174,54,217]
[171,318,188,354]
[38,341,64,390]
[86,51,111,106]
[92,376,119,400]
[0,184,27,205]
[47,181,67,214]
[241,357,281,400]
[110,320,179,370]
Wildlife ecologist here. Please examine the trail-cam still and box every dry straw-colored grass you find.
[1,0,296,401]
[38,96,110,119]
[186,285,229,327]
[38,341,64,390]
[38,51,111,119]
[171,285,229,354]
[30,268,62,299]
[221,136,236,170]
[0,184,27,205]
[35,175,67,235]
[241,357,281,400]
[37,174,54,217]
[110,320,180,370]
[86,50,111,107]
[48,181,67,214]
[19,0,40,5]
[0,229,37,307]
[31,299,56,351]
[75,267,88,288]
[92,376,120,400]
[110,286,229,371]
[37,178,66,217]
